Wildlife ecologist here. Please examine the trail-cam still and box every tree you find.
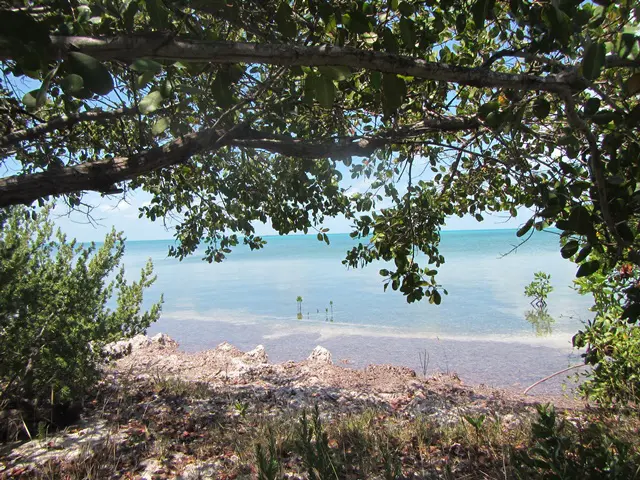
[0,206,162,413]
[1,1,639,400]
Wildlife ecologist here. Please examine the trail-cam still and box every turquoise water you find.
[117,229,593,389]
[122,229,592,341]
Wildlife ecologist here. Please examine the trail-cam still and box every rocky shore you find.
[1,334,585,479]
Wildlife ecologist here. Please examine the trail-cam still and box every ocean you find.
[118,229,594,393]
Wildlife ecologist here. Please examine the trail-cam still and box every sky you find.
[8,56,530,242]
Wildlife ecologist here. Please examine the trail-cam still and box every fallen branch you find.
[523,364,587,395]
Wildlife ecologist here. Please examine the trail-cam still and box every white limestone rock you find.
[151,332,178,348]
[243,345,268,363]
[307,346,332,365]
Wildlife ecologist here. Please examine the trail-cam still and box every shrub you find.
[0,206,162,412]
[573,263,640,405]
[514,404,639,479]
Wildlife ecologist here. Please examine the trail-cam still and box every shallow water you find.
[116,229,593,391]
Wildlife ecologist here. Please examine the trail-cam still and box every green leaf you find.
[381,27,400,53]
[314,75,335,109]
[561,240,579,258]
[22,90,40,109]
[516,219,534,237]
[360,32,379,45]
[472,0,495,29]
[144,0,169,28]
[317,233,323,241]
[575,244,592,263]
[622,302,640,323]
[617,223,634,242]
[627,73,640,96]
[533,98,551,119]
[567,205,593,235]
[212,71,235,108]
[275,2,297,38]
[344,10,370,34]
[139,90,164,114]
[60,74,86,96]
[432,290,442,305]
[576,260,600,278]
[160,79,173,98]
[455,14,467,33]
[67,52,114,95]
[317,66,351,81]
[371,71,382,90]
[399,17,416,48]
[582,42,606,81]
[382,74,406,115]
[151,117,170,135]
[584,97,601,115]
[136,71,156,89]
[130,58,163,74]
[398,1,414,16]
[478,101,500,119]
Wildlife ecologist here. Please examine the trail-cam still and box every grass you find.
[2,373,640,479]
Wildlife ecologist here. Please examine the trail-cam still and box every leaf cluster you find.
[0,206,162,410]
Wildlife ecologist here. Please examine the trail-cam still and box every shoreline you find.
[146,320,584,397]
[1,333,588,478]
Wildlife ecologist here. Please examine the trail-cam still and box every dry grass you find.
[2,373,639,479]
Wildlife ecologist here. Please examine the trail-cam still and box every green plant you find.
[524,272,554,307]
[295,405,340,480]
[296,296,303,314]
[514,404,640,479]
[255,427,280,480]
[573,261,640,405]
[0,206,162,415]
[297,296,303,320]
[234,400,248,418]
[463,414,486,443]
[377,431,402,480]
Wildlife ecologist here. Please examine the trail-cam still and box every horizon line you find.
[77,226,553,243]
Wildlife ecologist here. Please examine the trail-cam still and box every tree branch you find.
[0,107,139,149]
[9,35,588,94]
[0,116,479,207]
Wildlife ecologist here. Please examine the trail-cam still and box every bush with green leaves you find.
[573,260,640,406]
[0,206,162,409]
[514,404,639,479]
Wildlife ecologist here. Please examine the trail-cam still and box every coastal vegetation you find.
[524,272,553,308]
[1,0,640,476]
[0,206,162,436]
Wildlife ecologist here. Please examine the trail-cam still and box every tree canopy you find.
[0,0,639,313]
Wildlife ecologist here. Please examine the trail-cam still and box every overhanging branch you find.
[0,116,479,207]
[4,35,587,94]
[0,107,139,149]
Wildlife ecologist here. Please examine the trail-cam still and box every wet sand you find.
[147,317,585,396]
